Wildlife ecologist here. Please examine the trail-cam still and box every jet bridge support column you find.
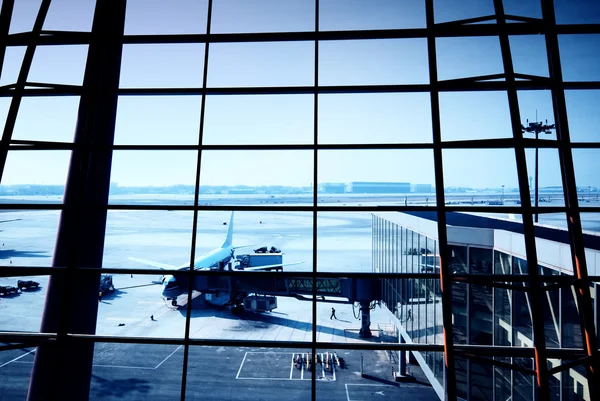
[359,301,372,338]
[354,278,380,339]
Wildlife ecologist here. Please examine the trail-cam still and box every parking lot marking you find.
[345,382,425,400]
[154,345,182,369]
[236,352,248,379]
[0,349,34,369]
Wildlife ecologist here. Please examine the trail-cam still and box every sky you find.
[0,0,599,189]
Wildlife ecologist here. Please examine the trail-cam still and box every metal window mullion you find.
[180,1,214,400]
[0,0,50,182]
[311,2,319,401]
[540,2,600,398]
[424,1,458,400]
[492,1,550,399]
[0,0,15,81]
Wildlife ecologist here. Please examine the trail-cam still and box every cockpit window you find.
[164,276,179,289]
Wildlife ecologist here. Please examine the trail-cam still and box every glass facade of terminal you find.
[373,213,599,400]
[1,1,600,400]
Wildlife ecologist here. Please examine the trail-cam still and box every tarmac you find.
[0,205,437,400]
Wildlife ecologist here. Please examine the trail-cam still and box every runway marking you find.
[0,349,34,368]
[289,353,295,379]
[345,382,425,400]
[236,352,248,379]
[93,364,154,370]
[154,345,182,369]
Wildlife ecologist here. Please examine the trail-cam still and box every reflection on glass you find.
[43,0,96,32]
[318,149,435,207]
[319,39,428,85]
[0,47,26,86]
[211,0,314,33]
[559,34,600,82]
[12,96,80,143]
[443,149,519,206]
[319,93,432,144]
[208,42,314,88]
[440,91,511,141]
[436,37,503,81]
[114,96,202,145]
[109,150,198,205]
[204,94,313,145]
[565,90,600,142]
[198,150,312,207]
[510,35,549,77]
[525,148,563,207]
[470,358,493,400]
[124,0,208,34]
[320,0,425,30]
[555,0,600,25]
[573,149,599,206]
[1,151,70,203]
[29,45,89,86]
[120,44,206,88]
[434,0,495,24]
[503,0,542,19]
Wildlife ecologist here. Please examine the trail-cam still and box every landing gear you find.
[171,299,178,307]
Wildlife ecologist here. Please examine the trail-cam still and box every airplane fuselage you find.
[161,245,233,299]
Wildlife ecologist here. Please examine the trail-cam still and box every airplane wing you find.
[0,219,20,224]
[240,261,305,271]
[233,243,261,250]
[128,257,178,270]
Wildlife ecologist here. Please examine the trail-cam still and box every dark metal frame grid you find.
[0,0,598,400]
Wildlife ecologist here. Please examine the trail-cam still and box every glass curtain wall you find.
[1,1,600,401]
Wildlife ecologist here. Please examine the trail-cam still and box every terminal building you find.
[373,212,600,401]
[346,181,411,194]
[1,1,599,401]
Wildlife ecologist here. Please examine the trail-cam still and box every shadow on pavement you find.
[91,375,152,398]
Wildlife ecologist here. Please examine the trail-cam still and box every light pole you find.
[501,185,505,204]
[521,115,556,223]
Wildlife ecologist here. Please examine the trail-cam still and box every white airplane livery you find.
[129,212,302,306]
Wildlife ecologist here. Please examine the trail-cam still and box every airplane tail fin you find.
[221,211,234,248]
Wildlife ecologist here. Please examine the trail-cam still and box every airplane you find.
[129,212,303,307]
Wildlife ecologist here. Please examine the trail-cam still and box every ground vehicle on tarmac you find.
[99,274,115,293]
[0,285,19,296]
[17,280,40,290]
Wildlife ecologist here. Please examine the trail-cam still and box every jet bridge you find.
[194,275,380,338]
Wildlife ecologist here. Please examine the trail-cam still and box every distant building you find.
[318,183,347,194]
[346,182,411,194]
[411,184,433,193]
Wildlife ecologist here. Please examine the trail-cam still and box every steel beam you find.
[425,1,457,399]
[27,1,125,400]
[493,1,550,399]
[541,1,600,398]
[0,0,49,183]
[179,0,214,400]
[0,0,15,79]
